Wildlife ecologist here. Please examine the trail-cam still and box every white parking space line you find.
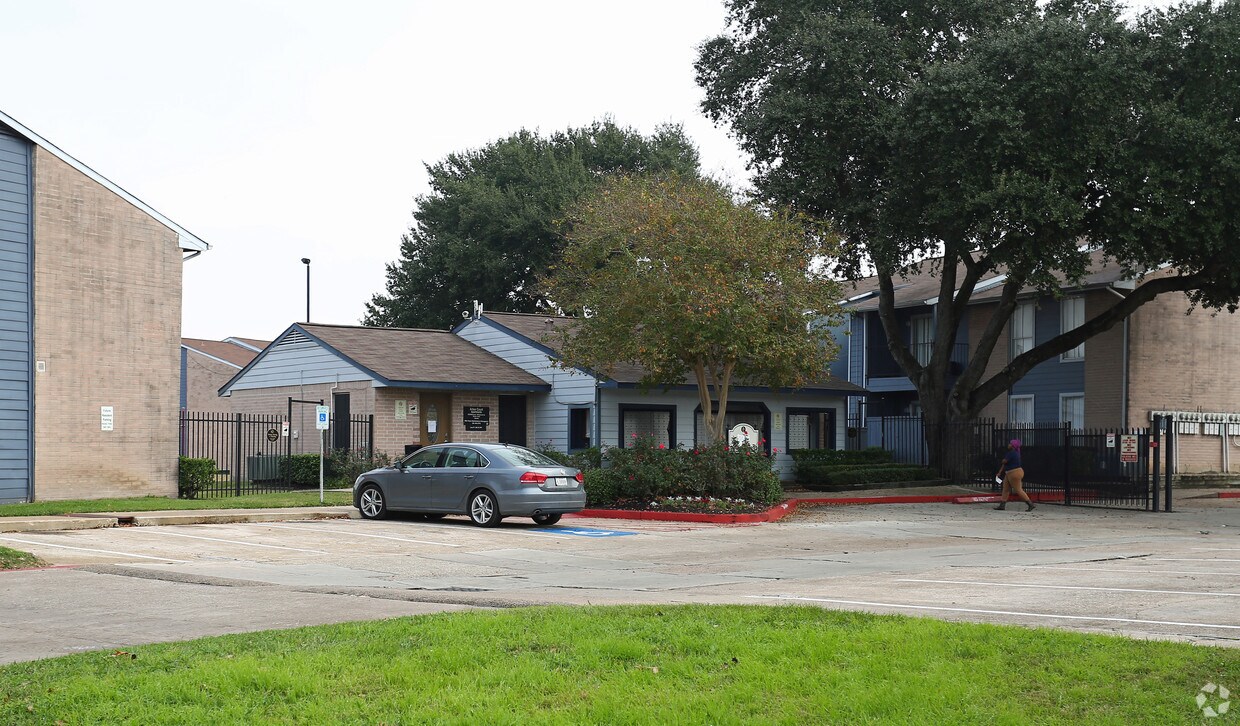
[1152,558,1240,564]
[258,523,461,547]
[898,578,1240,598]
[1191,548,1240,552]
[1015,565,1240,577]
[131,530,329,555]
[0,536,189,563]
[746,595,1240,631]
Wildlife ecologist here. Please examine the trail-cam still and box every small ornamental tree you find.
[544,174,845,444]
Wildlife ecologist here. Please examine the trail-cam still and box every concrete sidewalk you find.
[0,506,356,533]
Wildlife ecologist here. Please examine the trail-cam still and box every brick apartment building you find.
[0,109,209,503]
[181,337,267,414]
[838,254,1240,473]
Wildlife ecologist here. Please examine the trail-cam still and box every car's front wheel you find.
[358,484,387,520]
[468,490,502,527]
[531,513,561,526]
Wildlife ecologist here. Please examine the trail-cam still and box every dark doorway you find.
[332,392,351,450]
[498,395,528,446]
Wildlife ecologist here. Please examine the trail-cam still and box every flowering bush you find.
[585,434,783,509]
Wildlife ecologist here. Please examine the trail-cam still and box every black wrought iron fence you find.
[854,415,1172,511]
[178,411,375,498]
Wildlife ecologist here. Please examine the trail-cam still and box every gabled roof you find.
[181,338,265,369]
[220,323,551,395]
[844,249,1133,312]
[0,108,209,252]
[477,312,867,395]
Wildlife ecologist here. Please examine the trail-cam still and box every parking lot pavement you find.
[2,499,1237,663]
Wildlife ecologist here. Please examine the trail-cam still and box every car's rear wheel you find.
[468,490,502,527]
[358,484,387,520]
[531,513,561,526]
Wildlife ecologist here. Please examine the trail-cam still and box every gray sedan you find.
[353,443,586,526]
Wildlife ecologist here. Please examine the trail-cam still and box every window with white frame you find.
[1009,395,1035,425]
[1060,297,1085,361]
[1011,303,1034,359]
[1060,394,1084,430]
[911,315,933,365]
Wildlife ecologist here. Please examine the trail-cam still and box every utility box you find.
[246,454,282,482]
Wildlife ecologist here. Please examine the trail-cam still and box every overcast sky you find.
[1,0,1173,343]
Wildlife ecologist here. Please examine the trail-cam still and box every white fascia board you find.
[224,337,264,352]
[0,108,210,252]
[180,344,242,369]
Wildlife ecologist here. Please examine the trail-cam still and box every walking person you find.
[995,439,1036,511]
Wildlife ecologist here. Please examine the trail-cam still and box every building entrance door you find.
[420,393,452,445]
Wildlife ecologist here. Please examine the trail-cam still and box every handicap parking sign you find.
[315,405,330,430]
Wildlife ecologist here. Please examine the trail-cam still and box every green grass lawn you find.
[0,490,353,517]
[1,605,1234,724]
[0,545,42,570]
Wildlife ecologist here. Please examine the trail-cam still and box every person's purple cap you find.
[1010,439,1022,449]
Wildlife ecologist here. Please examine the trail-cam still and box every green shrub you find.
[583,468,622,507]
[789,447,892,466]
[280,454,322,488]
[177,457,216,499]
[535,443,603,471]
[327,449,392,486]
[588,435,784,507]
[827,466,937,487]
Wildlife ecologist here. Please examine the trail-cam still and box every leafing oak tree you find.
[697,0,1240,458]
[543,174,845,444]
[364,120,700,330]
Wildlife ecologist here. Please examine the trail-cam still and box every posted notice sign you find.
[1119,434,1139,463]
[315,405,330,430]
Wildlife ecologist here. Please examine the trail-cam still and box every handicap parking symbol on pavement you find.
[532,526,636,537]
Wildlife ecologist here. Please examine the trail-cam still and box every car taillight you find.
[519,471,548,484]
[575,471,584,484]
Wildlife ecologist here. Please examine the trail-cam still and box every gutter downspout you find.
[594,380,602,452]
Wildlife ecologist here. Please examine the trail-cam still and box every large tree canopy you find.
[544,174,844,443]
[364,120,701,330]
[697,0,1240,435]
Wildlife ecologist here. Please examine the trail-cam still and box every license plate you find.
[549,477,575,489]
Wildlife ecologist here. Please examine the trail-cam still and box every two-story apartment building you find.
[0,109,209,503]
[838,253,1240,473]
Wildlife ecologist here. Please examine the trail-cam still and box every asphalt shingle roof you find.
[181,338,263,368]
[300,323,548,388]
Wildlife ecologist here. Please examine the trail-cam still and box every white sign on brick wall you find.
[101,406,114,432]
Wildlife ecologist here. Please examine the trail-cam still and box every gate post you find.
[367,414,375,462]
[1165,420,1174,513]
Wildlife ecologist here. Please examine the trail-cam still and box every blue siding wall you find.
[826,320,849,381]
[0,128,31,503]
[456,319,596,451]
[1010,297,1085,421]
[227,333,372,391]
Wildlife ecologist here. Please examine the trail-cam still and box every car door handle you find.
[421,474,433,479]
[463,475,475,480]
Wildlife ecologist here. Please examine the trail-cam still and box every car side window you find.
[445,447,483,468]
[404,448,442,469]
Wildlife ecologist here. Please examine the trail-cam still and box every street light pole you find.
[301,258,311,323]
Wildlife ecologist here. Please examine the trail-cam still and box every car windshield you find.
[492,446,561,468]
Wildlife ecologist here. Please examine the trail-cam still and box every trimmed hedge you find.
[177,457,216,499]
[789,447,892,466]
[280,454,322,488]
[797,462,938,488]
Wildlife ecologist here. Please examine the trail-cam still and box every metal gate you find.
[178,411,375,498]
[861,415,1176,512]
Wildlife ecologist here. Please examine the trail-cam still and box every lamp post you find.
[300,258,311,323]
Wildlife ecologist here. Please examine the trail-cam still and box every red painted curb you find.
[0,564,78,574]
[953,492,1064,504]
[1220,491,1240,499]
[573,493,980,524]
